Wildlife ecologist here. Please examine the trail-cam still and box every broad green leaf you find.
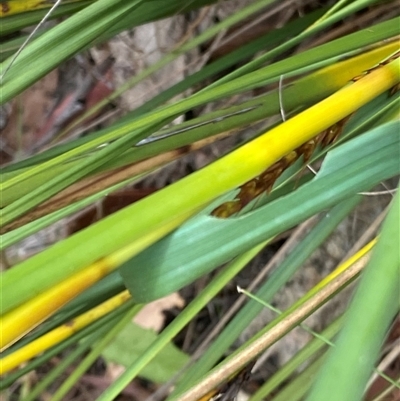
[102,321,188,383]
[120,122,400,302]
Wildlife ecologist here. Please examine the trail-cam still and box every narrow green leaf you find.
[249,316,344,401]
[0,0,145,102]
[0,120,166,225]
[1,177,138,248]
[272,354,326,401]
[0,1,93,36]
[305,188,400,401]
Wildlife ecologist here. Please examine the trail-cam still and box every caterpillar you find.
[211,117,350,218]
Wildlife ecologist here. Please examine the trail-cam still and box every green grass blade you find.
[0,120,166,225]
[0,177,138,248]
[271,354,326,401]
[0,0,145,102]
[203,0,393,87]
[249,316,344,401]
[0,1,93,36]
[305,189,400,401]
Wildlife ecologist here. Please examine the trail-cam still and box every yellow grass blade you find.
[0,290,132,375]
[0,260,115,352]
[0,209,194,350]
[0,0,85,17]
